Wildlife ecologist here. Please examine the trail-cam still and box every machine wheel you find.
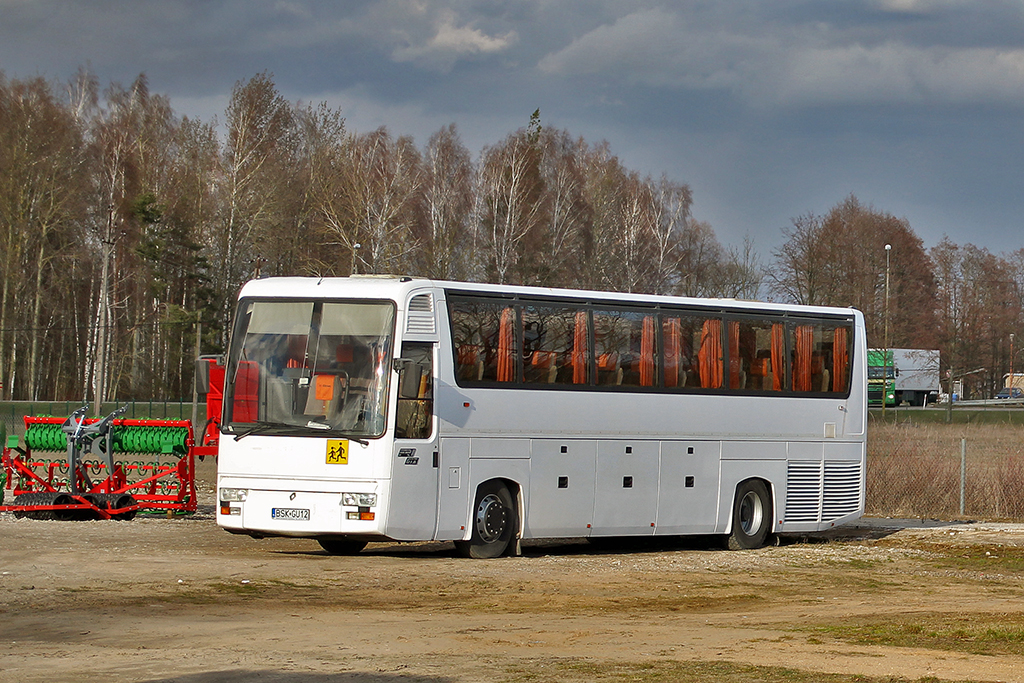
[75,494,103,521]
[52,494,77,522]
[96,493,137,521]
[455,481,516,559]
[110,494,137,521]
[317,537,368,555]
[13,492,55,520]
[726,480,771,550]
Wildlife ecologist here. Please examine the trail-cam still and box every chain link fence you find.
[867,421,1024,520]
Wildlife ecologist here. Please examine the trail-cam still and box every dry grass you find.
[503,659,975,682]
[867,423,1024,519]
[813,611,1024,657]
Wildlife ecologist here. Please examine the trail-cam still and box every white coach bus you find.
[216,276,866,558]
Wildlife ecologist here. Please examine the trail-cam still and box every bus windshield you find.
[223,299,395,438]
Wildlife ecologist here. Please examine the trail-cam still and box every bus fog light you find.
[342,493,377,507]
[220,505,241,516]
[347,509,375,520]
[220,488,248,502]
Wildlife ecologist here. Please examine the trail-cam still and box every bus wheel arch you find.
[725,478,773,550]
[455,478,519,559]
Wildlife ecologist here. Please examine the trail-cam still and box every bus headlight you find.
[342,492,377,507]
[220,488,249,502]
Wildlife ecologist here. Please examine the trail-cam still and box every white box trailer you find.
[892,349,940,406]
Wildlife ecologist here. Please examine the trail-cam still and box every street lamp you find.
[1011,333,1016,393]
[350,242,361,276]
[883,244,891,418]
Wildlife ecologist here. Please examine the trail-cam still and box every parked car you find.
[994,387,1024,399]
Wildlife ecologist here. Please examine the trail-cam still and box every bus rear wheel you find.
[726,479,771,550]
[455,481,515,559]
[317,537,367,555]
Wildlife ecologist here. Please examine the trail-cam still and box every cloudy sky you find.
[3,0,1023,258]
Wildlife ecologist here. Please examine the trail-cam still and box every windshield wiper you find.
[329,431,369,446]
[227,421,370,445]
[229,421,320,441]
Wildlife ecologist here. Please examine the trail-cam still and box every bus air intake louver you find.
[406,294,436,335]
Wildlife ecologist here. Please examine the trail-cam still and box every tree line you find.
[770,195,1024,399]
[0,70,1019,402]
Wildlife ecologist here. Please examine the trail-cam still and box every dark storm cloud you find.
[2,0,1023,252]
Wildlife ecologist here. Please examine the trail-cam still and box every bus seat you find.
[457,345,484,381]
[531,351,558,383]
[305,375,343,416]
[597,353,622,385]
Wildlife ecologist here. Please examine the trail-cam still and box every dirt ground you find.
[4,459,1024,683]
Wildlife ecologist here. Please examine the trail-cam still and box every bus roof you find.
[237,276,861,319]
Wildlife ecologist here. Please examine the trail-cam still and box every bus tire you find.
[455,481,515,559]
[726,479,771,550]
[317,537,368,555]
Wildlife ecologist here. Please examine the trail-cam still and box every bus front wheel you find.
[726,479,771,550]
[318,537,368,555]
[455,481,516,559]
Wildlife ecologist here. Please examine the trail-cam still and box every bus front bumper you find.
[217,479,386,537]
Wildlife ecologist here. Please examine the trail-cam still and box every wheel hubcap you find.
[739,491,763,535]
[474,493,508,543]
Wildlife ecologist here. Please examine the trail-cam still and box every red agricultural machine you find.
[0,357,224,520]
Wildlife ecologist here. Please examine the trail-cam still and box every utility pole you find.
[1003,333,1011,393]
[93,205,116,417]
[883,244,891,419]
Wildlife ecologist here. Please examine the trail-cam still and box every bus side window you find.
[449,299,517,383]
[395,342,433,439]
[522,305,584,386]
[593,309,657,388]
[733,319,783,392]
[831,325,851,393]
[790,322,852,395]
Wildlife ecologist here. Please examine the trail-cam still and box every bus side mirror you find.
[196,355,224,395]
[393,358,424,399]
[195,359,211,395]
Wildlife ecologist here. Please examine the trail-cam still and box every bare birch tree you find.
[478,123,544,284]
[423,124,474,280]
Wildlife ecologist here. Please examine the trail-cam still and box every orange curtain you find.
[793,325,813,392]
[833,327,849,393]
[497,307,515,382]
[234,360,260,422]
[728,321,741,389]
[771,324,784,391]
[698,319,723,388]
[573,311,588,384]
[640,316,656,387]
[663,318,682,388]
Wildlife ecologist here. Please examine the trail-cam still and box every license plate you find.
[271,507,310,521]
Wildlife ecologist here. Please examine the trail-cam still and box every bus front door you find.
[385,342,439,540]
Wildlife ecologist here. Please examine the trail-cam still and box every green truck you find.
[868,348,940,407]
[867,349,895,407]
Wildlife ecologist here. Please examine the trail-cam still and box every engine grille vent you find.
[785,459,863,524]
